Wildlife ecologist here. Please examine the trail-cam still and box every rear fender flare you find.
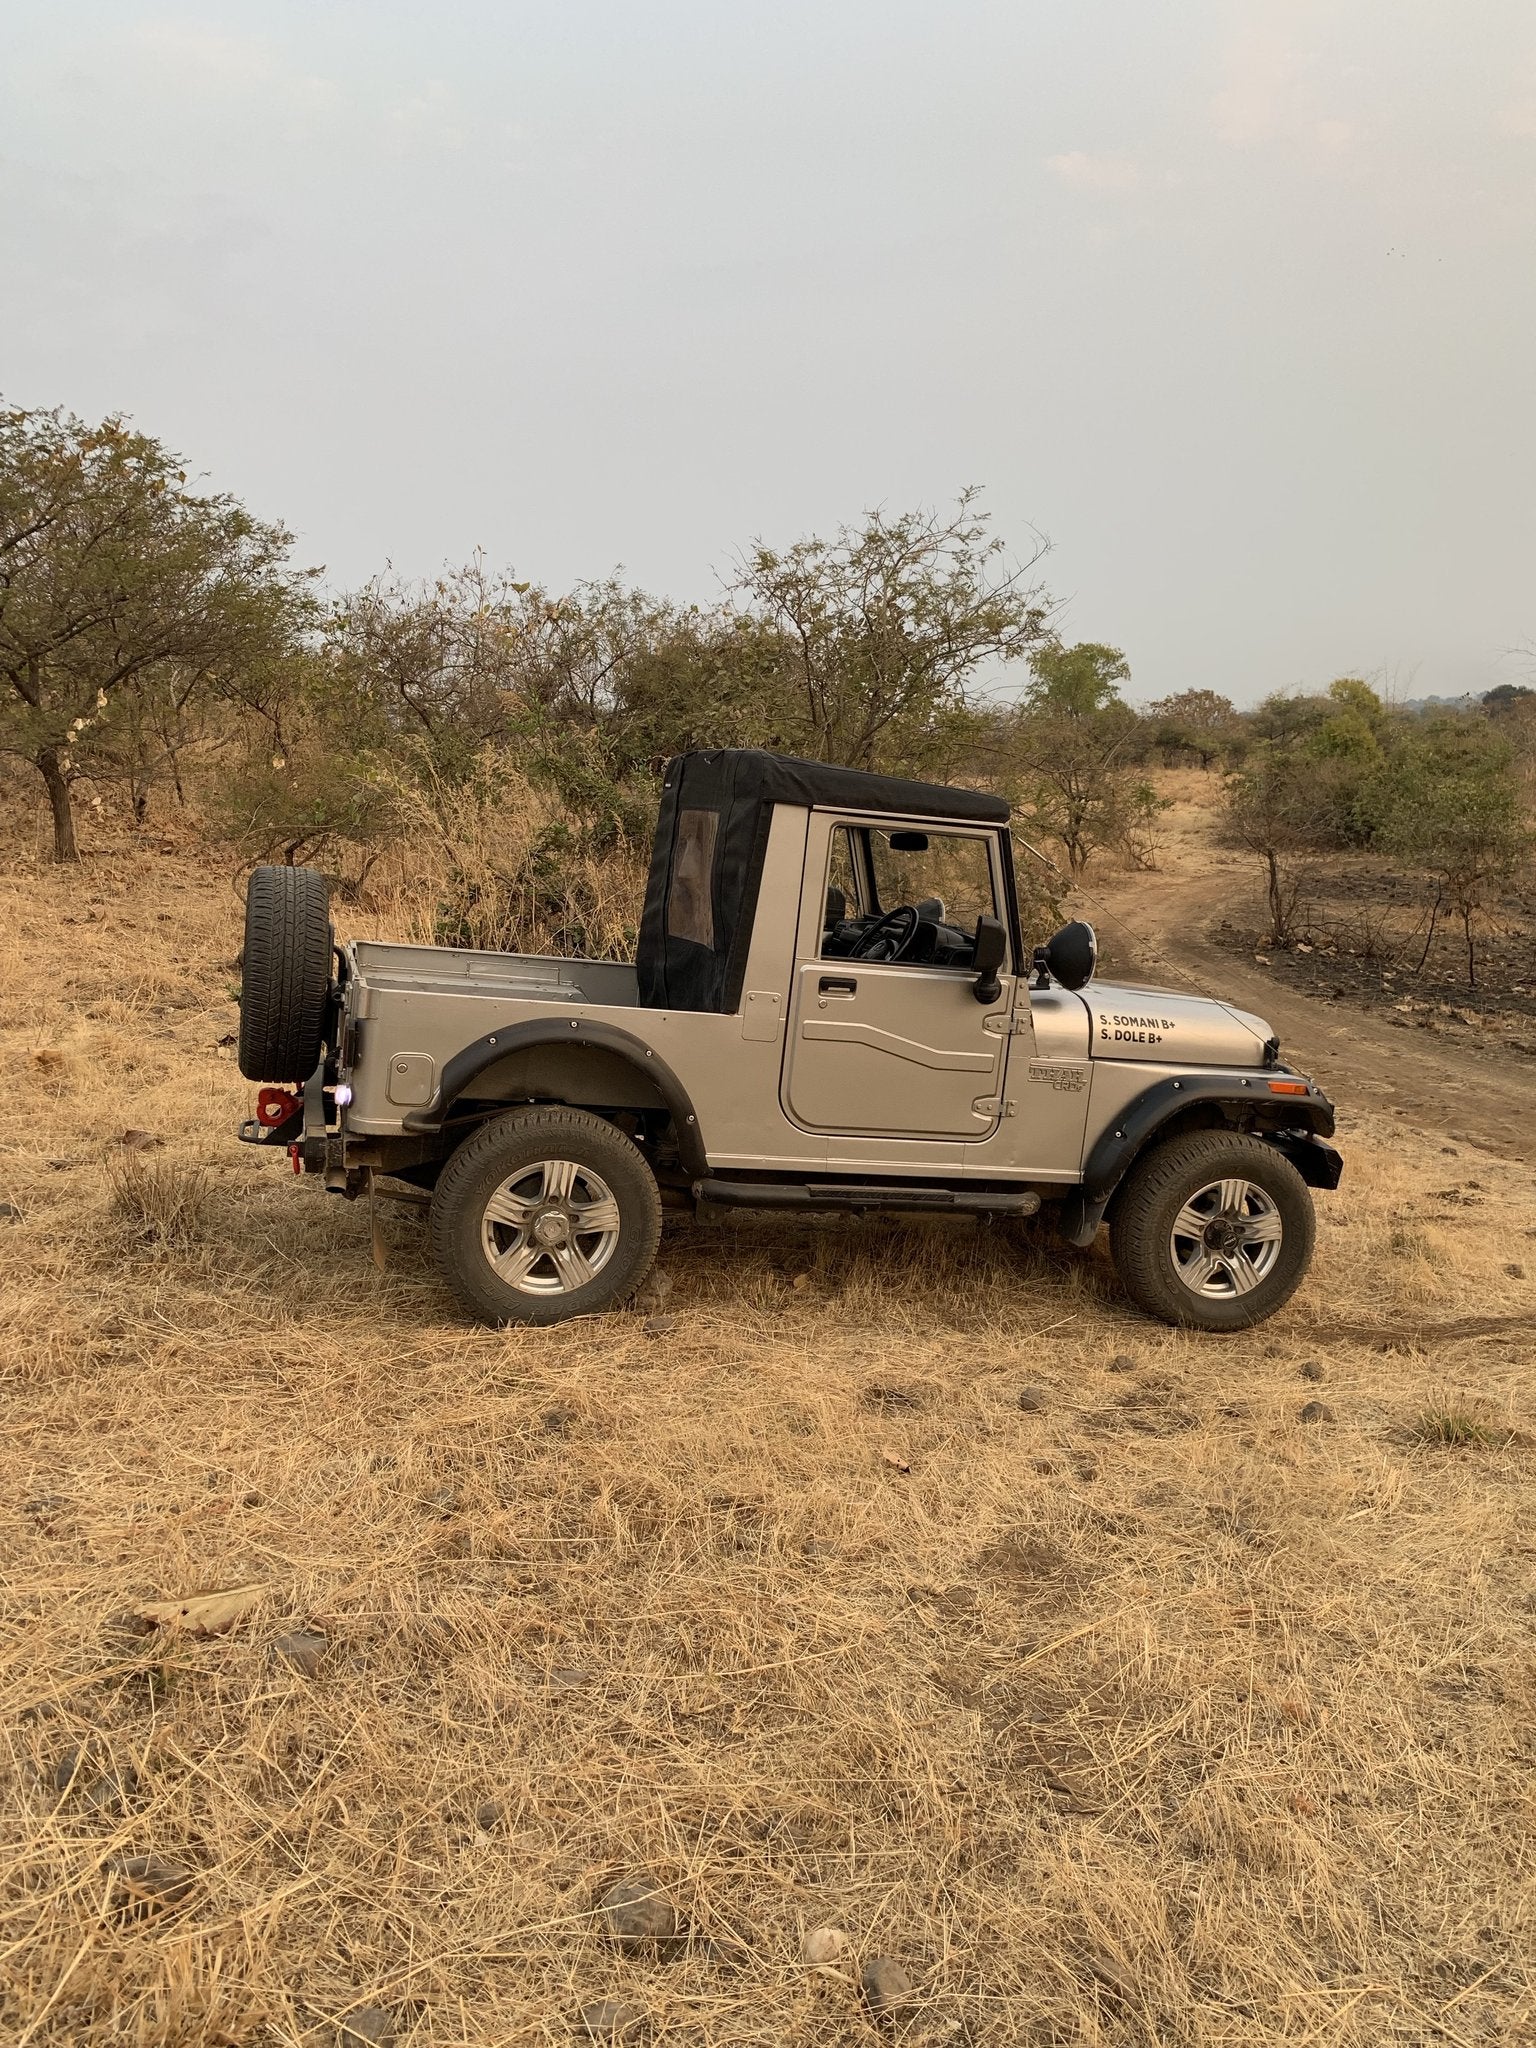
[399,1019,708,1178]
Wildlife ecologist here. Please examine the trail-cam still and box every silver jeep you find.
[236,748,1340,1330]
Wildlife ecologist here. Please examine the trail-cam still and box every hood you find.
[1080,981,1275,1067]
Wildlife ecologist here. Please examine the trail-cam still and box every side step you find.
[693,1177,1041,1217]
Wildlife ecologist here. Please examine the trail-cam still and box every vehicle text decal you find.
[1100,1012,1178,1047]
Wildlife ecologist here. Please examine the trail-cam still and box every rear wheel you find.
[1109,1129,1315,1331]
[237,866,333,1083]
[429,1107,663,1326]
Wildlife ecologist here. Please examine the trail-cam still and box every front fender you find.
[1056,1070,1337,1247]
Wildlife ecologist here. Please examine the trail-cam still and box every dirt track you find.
[1081,844,1536,1169]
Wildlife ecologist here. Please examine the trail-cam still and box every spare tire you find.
[237,866,334,1083]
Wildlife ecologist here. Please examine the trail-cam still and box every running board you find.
[692,1177,1041,1216]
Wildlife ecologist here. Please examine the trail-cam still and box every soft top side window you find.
[820,823,999,968]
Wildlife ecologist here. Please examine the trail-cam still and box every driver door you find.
[781,816,1010,1140]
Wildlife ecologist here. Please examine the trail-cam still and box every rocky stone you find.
[1107,1353,1137,1373]
[1016,1386,1048,1412]
[0,1200,21,1221]
[642,1315,679,1338]
[576,1998,645,2043]
[51,1744,88,1796]
[335,2008,394,2047]
[801,1925,851,1968]
[1299,1401,1335,1424]
[84,1766,143,1817]
[1083,1948,1138,2001]
[1300,1360,1326,1382]
[275,1630,327,1679]
[103,1852,194,1920]
[474,1797,506,1832]
[862,1956,915,2018]
[1506,1263,1526,1279]
[598,1875,678,1950]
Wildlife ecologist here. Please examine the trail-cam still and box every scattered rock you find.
[103,1852,194,1921]
[84,1766,143,1817]
[864,1383,922,1410]
[51,1744,88,1797]
[0,1200,21,1222]
[547,1665,594,1694]
[116,1129,165,1151]
[576,1998,645,2043]
[1016,1385,1048,1413]
[598,1875,678,1951]
[336,2008,395,2047]
[47,1158,76,1171]
[698,1934,753,1968]
[1506,1263,1526,1280]
[1299,1401,1335,1425]
[275,1630,327,1679]
[474,1797,506,1832]
[861,1956,915,2018]
[636,1270,674,1310]
[801,1925,851,1969]
[1300,1360,1326,1382]
[541,1405,579,1434]
[642,1315,678,1338]
[1083,1948,1138,2001]
[1107,1353,1137,1374]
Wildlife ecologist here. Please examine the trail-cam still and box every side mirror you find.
[1039,919,1097,991]
[971,914,1007,1005]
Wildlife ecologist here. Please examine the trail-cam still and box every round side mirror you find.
[1044,919,1097,990]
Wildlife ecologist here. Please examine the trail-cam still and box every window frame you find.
[817,816,1011,974]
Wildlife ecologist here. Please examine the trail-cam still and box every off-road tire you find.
[430,1107,663,1327]
[1109,1129,1316,1331]
[237,866,334,1083]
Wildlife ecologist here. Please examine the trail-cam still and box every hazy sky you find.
[4,2,1534,703]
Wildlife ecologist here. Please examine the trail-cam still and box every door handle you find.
[818,975,858,996]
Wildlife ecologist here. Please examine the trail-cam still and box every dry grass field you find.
[3,833,1535,2047]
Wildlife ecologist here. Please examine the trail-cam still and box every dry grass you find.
[2,845,1536,2047]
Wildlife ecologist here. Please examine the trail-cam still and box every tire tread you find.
[1110,1129,1315,1331]
[429,1106,663,1327]
[237,866,333,1083]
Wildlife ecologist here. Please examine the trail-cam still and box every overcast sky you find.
[4,1,1534,704]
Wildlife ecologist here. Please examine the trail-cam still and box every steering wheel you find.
[851,904,920,962]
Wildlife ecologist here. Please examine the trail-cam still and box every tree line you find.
[3,404,1531,969]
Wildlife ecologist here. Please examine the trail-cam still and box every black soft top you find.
[662,748,1010,826]
[636,749,1009,1012]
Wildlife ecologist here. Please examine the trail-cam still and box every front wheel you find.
[1109,1129,1316,1331]
[429,1107,662,1326]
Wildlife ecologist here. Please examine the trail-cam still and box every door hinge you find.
[983,1011,1029,1037]
[972,1095,1017,1117]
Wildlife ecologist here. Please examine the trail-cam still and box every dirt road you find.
[1081,849,1536,1167]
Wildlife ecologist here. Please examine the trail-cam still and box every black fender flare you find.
[400,1018,708,1178]
[1057,1070,1338,1247]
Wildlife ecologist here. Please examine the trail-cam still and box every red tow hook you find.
[257,1087,300,1128]
[288,1142,302,1174]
